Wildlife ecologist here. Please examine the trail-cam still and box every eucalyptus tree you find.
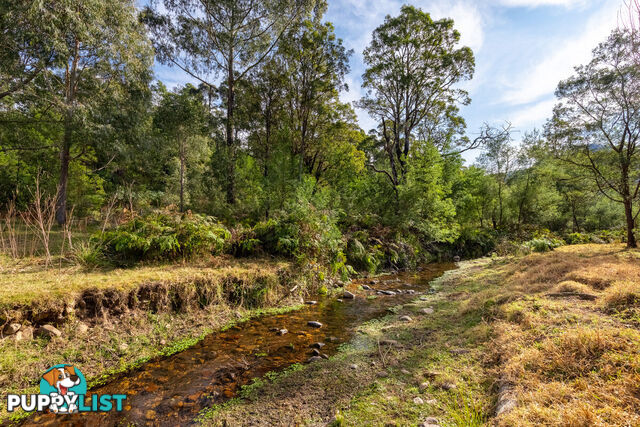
[144,0,313,205]
[477,128,515,230]
[548,30,640,247]
[358,5,475,196]
[0,1,57,100]
[154,85,209,212]
[278,8,352,180]
[8,0,153,225]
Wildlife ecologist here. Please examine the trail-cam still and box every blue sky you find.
[153,0,626,163]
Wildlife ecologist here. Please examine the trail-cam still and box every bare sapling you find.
[20,176,58,265]
[0,200,19,259]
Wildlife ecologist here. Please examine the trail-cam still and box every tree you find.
[548,30,640,247]
[154,85,209,212]
[278,9,352,180]
[358,5,474,197]
[5,0,153,224]
[477,127,515,230]
[144,0,312,205]
[0,1,57,100]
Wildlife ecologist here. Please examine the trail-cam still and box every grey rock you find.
[311,348,321,356]
[380,290,396,296]
[349,364,358,370]
[420,307,434,315]
[399,315,412,322]
[3,323,21,336]
[311,342,325,349]
[453,255,461,262]
[343,291,355,299]
[307,356,323,363]
[419,382,430,392]
[327,336,338,342]
[307,321,323,328]
[336,299,343,303]
[277,329,288,336]
[13,326,33,341]
[76,322,89,334]
[440,382,457,391]
[305,300,317,305]
[413,397,424,405]
[321,353,329,359]
[361,285,372,291]
[419,416,440,426]
[118,343,129,352]
[35,325,61,338]
[420,295,429,300]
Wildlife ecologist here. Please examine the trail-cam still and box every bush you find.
[251,204,344,264]
[523,237,564,253]
[448,228,497,259]
[92,213,230,266]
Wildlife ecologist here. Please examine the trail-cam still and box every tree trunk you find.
[179,138,185,213]
[225,54,236,205]
[624,199,637,248]
[55,118,71,225]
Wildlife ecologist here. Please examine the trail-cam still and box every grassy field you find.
[0,253,310,423]
[0,254,290,308]
[199,244,640,426]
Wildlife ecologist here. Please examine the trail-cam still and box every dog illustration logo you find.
[39,364,87,413]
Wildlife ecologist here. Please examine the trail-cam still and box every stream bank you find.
[22,263,456,426]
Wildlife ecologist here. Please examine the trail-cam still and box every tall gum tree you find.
[548,30,640,247]
[30,0,153,225]
[143,0,313,205]
[358,5,475,200]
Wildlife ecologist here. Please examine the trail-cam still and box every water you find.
[25,263,454,426]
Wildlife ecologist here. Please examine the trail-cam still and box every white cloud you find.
[499,0,620,106]
[497,0,585,7]
[507,98,556,128]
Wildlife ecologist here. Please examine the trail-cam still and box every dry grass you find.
[0,255,290,308]
[482,244,640,426]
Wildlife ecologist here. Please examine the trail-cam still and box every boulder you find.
[14,326,33,342]
[3,323,21,336]
[76,323,89,334]
[35,325,61,338]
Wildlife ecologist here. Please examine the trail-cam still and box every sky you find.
[153,0,627,163]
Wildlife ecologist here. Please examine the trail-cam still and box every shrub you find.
[449,228,497,259]
[251,204,344,265]
[523,237,564,253]
[565,232,591,245]
[92,213,229,266]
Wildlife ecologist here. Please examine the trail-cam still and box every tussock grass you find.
[483,244,640,426]
[0,255,289,309]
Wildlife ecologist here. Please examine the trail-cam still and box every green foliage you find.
[523,237,564,253]
[449,228,497,259]
[93,213,229,266]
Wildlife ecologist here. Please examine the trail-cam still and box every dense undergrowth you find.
[76,205,628,278]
